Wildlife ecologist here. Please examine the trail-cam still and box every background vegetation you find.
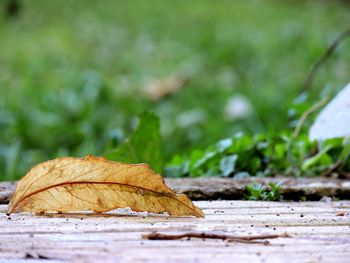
[1,0,350,180]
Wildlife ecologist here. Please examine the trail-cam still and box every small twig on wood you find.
[292,95,330,140]
[142,231,290,245]
[301,29,350,94]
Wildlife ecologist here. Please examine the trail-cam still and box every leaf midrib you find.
[9,181,202,217]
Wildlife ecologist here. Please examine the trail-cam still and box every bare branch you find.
[292,96,330,140]
[302,29,350,93]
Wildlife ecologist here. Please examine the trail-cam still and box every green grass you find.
[1,0,350,180]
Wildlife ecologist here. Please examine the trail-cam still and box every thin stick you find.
[320,159,342,178]
[292,96,329,140]
[301,29,350,94]
[143,231,290,244]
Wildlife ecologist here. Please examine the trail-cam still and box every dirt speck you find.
[336,211,345,216]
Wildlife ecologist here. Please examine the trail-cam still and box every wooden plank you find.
[0,201,349,262]
[166,177,350,200]
[1,177,350,203]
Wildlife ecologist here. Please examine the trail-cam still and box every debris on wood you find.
[143,231,291,245]
[336,211,345,216]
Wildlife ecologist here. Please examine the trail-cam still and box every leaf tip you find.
[195,207,205,218]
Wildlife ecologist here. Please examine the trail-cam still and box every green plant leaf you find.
[244,183,281,201]
[339,138,350,161]
[220,154,238,177]
[302,144,333,171]
[105,111,163,173]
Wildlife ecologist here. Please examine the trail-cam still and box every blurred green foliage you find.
[244,183,282,201]
[1,0,350,180]
[164,133,350,178]
[105,111,163,173]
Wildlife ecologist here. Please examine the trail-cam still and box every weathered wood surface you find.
[167,177,350,200]
[1,177,350,203]
[0,201,349,262]
[0,182,15,203]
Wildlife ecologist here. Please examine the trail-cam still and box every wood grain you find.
[0,201,349,262]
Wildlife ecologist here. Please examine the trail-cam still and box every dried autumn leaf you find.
[143,75,188,101]
[7,156,204,218]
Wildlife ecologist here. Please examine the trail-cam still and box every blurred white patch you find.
[218,68,237,88]
[309,83,350,140]
[224,95,252,120]
[176,109,206,128]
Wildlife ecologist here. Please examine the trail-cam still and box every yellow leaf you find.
[143,75,188,101]
[7,156,204,218]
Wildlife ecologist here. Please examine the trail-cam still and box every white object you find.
[224,95,252,120]
[309,82,350,140]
